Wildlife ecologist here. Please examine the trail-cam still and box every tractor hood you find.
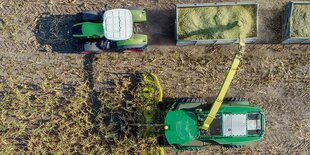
[72,22,104,38]
[164,110,198,145]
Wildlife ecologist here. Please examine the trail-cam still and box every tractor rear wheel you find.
[76,11,101,22]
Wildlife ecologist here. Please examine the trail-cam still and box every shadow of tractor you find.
[35,13,82,53]
[146,9,176,46]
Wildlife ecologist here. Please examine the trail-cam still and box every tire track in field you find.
[0,6,17,15]
[259,95,309,154]
[0,3,106,15]
[263,128,309,154]
[261,98,309,114]
[0,41,40,51]
[0,40,81,53]
[0,1,175,15]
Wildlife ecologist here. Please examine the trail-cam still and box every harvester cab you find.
[72,8,148,53]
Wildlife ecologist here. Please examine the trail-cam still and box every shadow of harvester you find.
[35,13,82,53]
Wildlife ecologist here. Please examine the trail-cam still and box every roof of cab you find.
[103,9,133,41]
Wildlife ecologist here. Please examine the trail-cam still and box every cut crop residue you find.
[177,5,257,40]
[291,4,310,37]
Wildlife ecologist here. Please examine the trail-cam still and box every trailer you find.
[175,2,259,45]
[283,1,310,43]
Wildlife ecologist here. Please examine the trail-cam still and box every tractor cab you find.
[72,9,134,40]
[103,9,133,41]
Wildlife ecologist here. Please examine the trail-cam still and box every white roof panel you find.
[103,9,133,41]
[223,114,247,136]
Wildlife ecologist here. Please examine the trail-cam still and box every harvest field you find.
[0,0,309,154]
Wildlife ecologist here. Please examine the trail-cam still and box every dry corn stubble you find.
[0,78,109,154]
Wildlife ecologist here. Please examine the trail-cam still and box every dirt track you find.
[0,0,309,154]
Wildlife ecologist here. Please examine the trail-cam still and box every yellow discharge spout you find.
[200,39,245,130]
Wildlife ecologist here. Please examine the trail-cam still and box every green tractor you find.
[135,42,265,154]
[71,8,148,53]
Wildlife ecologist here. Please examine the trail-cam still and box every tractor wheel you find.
[223,144,246,148]
[76,11,101,22]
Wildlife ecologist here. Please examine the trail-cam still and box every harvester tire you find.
[176,98,206,104]
[224,97,245,102]
[223,144,246,148]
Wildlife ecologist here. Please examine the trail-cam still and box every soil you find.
[0,0,309,155]
[177,5,256,40]
[291,4,310,37]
